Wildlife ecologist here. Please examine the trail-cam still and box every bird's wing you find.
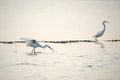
[94,30,104,37]
[20,37,35,41]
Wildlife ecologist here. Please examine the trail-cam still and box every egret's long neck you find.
[39,44,48,48]
[40,45,54,51]
[42,45,47,48]
[103,22,106,32]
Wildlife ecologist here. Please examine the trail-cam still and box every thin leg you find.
[33,48,35,54]
[31,48,36,54]
[95,37,98,42]
[31,48,33,53]
[31,48,35,54]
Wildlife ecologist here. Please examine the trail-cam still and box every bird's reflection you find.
[95,42,104,48]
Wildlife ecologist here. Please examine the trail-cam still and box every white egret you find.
[93,21,109,41]
[20,38,54,54]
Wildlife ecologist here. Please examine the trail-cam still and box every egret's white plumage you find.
[93,21,109,41]
[20,38,54,54]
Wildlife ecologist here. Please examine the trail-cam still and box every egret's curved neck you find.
[103,22,106,32]
[39,44,48,48]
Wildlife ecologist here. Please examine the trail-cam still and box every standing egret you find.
[93,21,109,41]
[20,38,54,54]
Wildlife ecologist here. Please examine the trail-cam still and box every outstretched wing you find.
[20,37,35,41]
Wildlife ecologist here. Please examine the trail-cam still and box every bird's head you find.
[103,21,109,23]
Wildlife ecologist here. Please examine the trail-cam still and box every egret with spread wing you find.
[20,38,54,54]
[93,21,109,41]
